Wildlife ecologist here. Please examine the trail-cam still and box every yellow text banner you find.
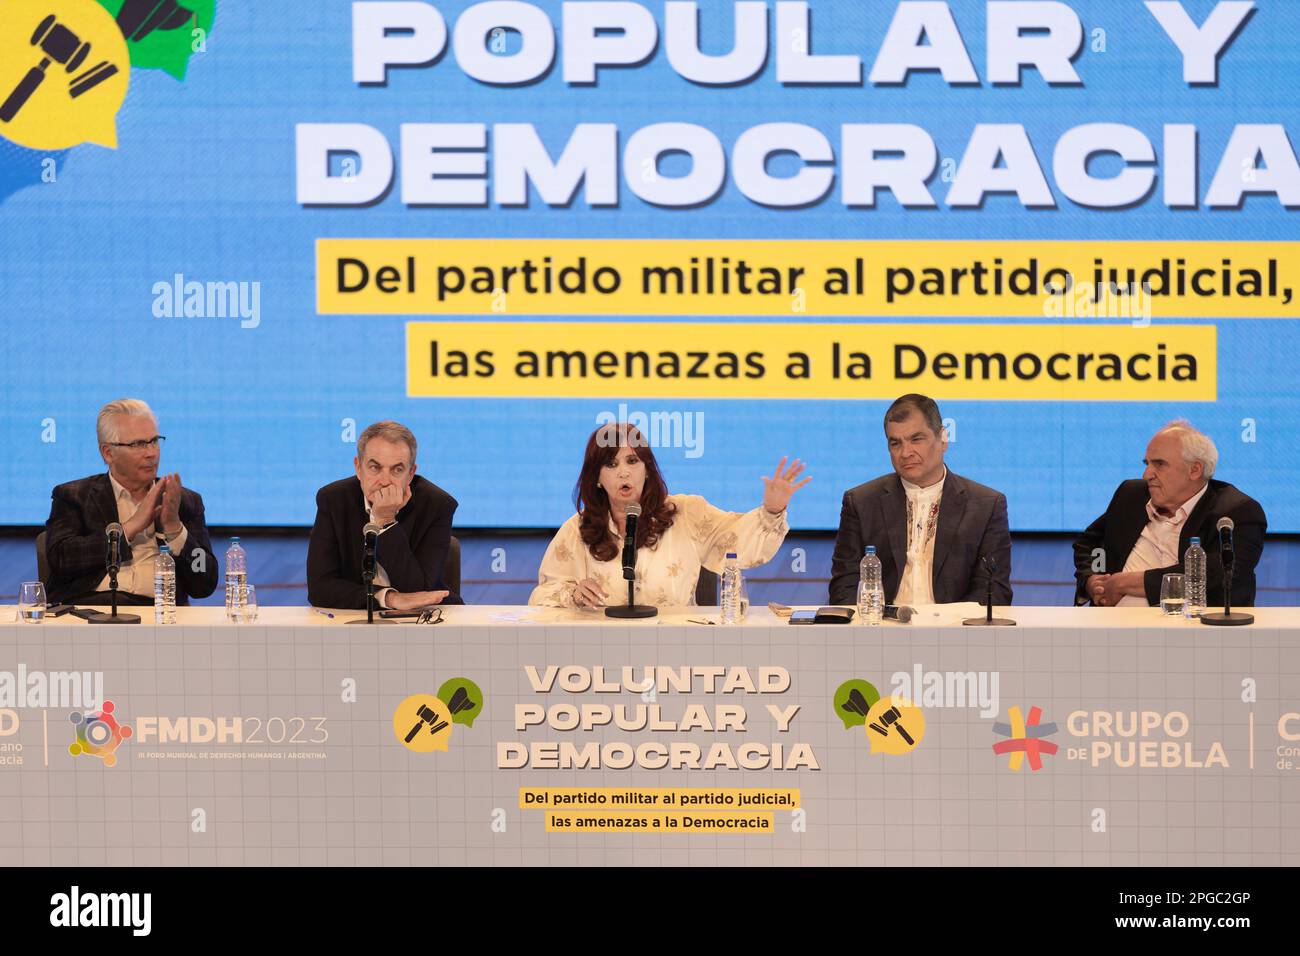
[405,321,1217,401]
[319,239,1297,318]
[545,811,774,833]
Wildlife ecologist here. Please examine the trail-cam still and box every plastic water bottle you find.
[154,544,176,624]
[1184,536,1207,619]
[225,537,247,623]
[720,552,742,625]
[857,546,884,626]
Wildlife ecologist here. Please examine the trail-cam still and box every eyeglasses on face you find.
[108,436,166,450]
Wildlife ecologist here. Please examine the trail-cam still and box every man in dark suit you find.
[45,399,218,605]
[307,421,461,609]
[1073,420,1266,608]
[829,394,1012,606]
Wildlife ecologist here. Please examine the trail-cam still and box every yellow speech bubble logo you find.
[393,694,453,754]
[865,696,926,756]
[0,0,129,149]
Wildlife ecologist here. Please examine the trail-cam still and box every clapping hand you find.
[157,473,183,535]
[123,477,166,540]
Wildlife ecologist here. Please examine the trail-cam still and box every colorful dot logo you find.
[69,700,132,767]
[992,705,1058,771]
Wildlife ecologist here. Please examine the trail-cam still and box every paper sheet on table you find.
[495,604,641,624]
[906,603,986,626]
[487,607,568,624]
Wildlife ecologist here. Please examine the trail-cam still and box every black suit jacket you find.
[44,473,219,604]
[1072,478,1267,607]
[829,470,1013,606]
[307,475,461,609]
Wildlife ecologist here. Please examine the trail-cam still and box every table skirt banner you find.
[0,609,1297,866]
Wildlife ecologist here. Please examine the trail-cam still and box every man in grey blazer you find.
[829,394,1012,606]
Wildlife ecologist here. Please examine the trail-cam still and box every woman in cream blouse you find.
[529,423,811,608]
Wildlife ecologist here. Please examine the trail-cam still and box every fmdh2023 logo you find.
[69,700,132,767]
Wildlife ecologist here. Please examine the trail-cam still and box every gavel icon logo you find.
[0,14,119,124]
[404,703,449,743]
[869,705,916,747]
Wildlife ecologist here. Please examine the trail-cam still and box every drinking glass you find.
[1160,574,1185,616]
[18,582,46,623]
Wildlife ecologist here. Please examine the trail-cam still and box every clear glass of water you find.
[240,584,259,624]
[18,581,46,623]
[737,579,749,622]
[1160,574,1186,616]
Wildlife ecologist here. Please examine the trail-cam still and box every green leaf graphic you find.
[96,0,216,80]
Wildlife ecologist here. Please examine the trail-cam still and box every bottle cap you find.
[1189,536,1200,545]
[865,545,876,555]
[159,544,169,553]
[725,551,738,559]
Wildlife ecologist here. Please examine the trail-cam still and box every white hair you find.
[97,398,157,445]
[1157,419,1218,479]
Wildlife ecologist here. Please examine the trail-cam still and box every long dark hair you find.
[574,423,676,562]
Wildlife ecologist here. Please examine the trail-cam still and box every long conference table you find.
[1,604,1297,867]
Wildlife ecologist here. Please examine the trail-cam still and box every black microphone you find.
[362,521,381,580]
[105,521,124,574]
[1216,516,1235,568]
[883,605,915,623]
[621,503,641,581]
[1201,514,1252,626]
[605,501,656,619]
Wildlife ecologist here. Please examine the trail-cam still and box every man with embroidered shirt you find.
[1073,420,1266,608]
[45,398,218,605]
[307,420,461,609]
[829,394,1012,607]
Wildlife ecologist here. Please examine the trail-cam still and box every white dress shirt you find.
[97,474,188,596]
[1116,483,1209,607]
[894,468,946,606]
[529,494,788,607]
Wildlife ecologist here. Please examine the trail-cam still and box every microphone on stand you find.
[1217,516,1235,568]
[1201,516,1253,626]
[106,521,123,574]
[99,521,139,624]
[362,522,380,581]
[621,503,639,580]
[347,521,392,625]
[606,502,657,619]
[963,555,1016,627]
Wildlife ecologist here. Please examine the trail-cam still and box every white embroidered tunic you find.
[528,494,789,608]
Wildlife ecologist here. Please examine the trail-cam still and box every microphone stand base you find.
[1200,611,1254,626]
[95,613,141,624]
[962,617,1017,627]
[605,605,658,619]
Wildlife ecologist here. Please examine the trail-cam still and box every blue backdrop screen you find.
[1,1,1296,531]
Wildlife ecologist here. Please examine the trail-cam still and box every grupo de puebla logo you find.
[1063,710,1227,769]
[69,699,132,767]
[992,707,1228,770]
[992,705,1059,771]
[0,0,215,151]
[834,679,925,756]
